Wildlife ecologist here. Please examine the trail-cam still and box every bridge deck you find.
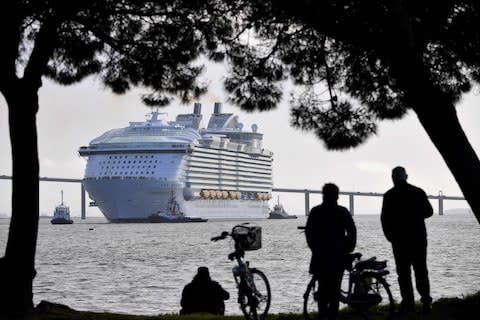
[0,175,467,217]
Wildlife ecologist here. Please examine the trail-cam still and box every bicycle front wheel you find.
[304,276,349,320]
[239,268,271,320]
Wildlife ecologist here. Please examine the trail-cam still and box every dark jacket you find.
[306,203,357,274]
[180,276,230,315]
[381,182,433,245]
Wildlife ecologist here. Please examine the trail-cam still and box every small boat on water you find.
[148,213,207,223]
[51,190,74,224]
[268,197,297,219]
[148,191,207,223]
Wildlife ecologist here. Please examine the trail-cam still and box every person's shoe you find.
[421,302,432,315]
[397,303,414,315]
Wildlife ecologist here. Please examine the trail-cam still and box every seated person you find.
[180,266,230,315]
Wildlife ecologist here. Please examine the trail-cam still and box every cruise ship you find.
[78,102,273,222]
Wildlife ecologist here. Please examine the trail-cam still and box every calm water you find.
[0,214,479,315]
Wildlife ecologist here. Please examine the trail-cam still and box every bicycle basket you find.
[232,225,262,250]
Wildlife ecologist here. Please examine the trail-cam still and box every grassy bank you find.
[29,291,479,320]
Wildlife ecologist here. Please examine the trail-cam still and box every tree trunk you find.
[390,54,480,224]
[0,80,40,316]
[384,2,480,224]
[413,89,480,224]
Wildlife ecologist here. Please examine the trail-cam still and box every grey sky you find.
[0,63,478,217]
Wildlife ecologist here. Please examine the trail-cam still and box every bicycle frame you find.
[212,224,271,320]
[231,244,248,280]
[339,270,363,304]
[343,257,389,302]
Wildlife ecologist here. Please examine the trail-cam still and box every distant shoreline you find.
[0,210,474,220]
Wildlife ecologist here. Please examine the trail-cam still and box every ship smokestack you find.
[193,102,202,115]
[214,102,222,114]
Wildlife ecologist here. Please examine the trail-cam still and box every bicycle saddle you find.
[345,252,362,270]
[349,252,362,260]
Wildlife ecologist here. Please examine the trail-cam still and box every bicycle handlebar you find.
[211,231,229,242]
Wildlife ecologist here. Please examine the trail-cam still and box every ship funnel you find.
[193,102,202,115]
[214,102,222,114]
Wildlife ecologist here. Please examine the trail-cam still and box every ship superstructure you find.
[79,103,273,222]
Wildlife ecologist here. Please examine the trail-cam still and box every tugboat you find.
[51,190,74,224]
[148,191,207,223]
[268,196,297,219]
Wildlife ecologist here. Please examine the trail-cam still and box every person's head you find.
[391,166,408,186]
[322,183,339,204]
[194,266,211,282]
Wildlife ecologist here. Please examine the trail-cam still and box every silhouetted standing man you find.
[306,183,357,320]
[180,266,230,315]
[381,167,433,314]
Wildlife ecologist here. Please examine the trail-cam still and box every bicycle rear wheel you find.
[368,276,394,318]
[349,275,394,319]
[303,277,318,320]
[239,268,271,320]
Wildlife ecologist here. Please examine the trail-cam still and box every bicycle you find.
[303,252,394,320]
[211,223,271,320]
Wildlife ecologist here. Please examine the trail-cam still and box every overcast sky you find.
[0,62,478,217]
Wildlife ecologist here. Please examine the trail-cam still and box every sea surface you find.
[0,214,479,316]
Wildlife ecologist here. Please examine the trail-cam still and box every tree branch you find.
[23,18,60,90]
[0,1,23,92]
[260,25,305,61]
[270,1,381,50]
[320,36,337,104]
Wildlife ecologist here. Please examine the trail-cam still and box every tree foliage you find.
[14,1,480,152]
[11,1,238,104]
[198,0,480,150]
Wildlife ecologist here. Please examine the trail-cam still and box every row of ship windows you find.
[100,165,158,169]
[108,155,155,159]
[189,168,271,177]
[191,153,269,161]
[103,154,269,162]
[189,161,271,170]
[188,170,271,178]
[194,147,270,157]
[191,154,271,163]
[99,171,161,176]
[187,177,272,184]
[94,176,170,181]
[189,160,271,168]
[100,160,159,164]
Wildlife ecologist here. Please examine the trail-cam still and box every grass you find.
[15,291,480,320]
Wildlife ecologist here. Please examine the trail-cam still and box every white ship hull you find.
[83,178,269,222]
